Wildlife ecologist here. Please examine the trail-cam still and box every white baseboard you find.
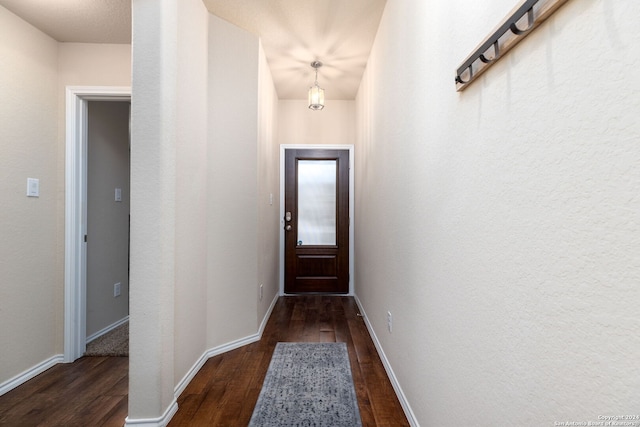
[173,293,279,402]
[0,354,64,396]
[354,295,420,427]
[173,334,261,400]
[258,293,279,336]
[87,315,129,343]
[3,296,279,422]
[124,399,178,427]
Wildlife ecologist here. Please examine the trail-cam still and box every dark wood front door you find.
[284,149,350,293]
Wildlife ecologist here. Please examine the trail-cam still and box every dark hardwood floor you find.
[0,356,128,427]
[0,296,409,426]
[170,296,409,426]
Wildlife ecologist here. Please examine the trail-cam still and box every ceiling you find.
[0,0,387,100]
[0,0,132,44]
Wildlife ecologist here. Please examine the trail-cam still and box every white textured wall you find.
[355,0,640,425]
[57,43,131,88]
[207,14,259,347]
[173,0,209,390]
[257,42,280,321]
[0,6,58,386]
[129,0,178,419]
[278,100,355,146]
[129,2,280,422]
[0,7,131,390]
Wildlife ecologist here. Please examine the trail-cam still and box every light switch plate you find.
[115,188,122,202]
[27,178,39,197]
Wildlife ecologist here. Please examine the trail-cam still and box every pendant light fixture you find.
[308,61,325,110]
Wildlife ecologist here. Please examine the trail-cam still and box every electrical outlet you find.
[387,311,392,333]
[114,282,121,297]
[259,284,263,301]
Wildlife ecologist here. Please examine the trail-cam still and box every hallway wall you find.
[128,0,213,420]
[257,43,280,324]
[0,5,132,391]
[207,13,260,348]
[0,5,59,386]
[278,100,355,146]
[174,0,209,393]
[129,3,280,422]
[355,0,640,425]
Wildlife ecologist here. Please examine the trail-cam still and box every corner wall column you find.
[127,0,178,422]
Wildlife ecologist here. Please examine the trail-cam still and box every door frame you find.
[64,86,131,362]
[279,144,355,296]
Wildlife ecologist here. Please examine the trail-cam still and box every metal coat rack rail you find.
[455,0,571,91]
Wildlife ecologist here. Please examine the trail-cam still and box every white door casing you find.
[278,144,355,296]
[64,86,131,362]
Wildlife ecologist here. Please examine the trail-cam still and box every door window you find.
[297,160,337,246]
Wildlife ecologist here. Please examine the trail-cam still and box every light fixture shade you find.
[308,61,325,110]
[308,83,325,110]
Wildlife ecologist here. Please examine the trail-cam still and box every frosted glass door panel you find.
[297,160,336,246]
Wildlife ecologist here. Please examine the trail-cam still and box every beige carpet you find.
[84,322,129,357]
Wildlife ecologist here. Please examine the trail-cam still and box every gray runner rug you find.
[249,342,362,427]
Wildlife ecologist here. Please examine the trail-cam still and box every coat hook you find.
[479,40,500,64]
[455,64,473,84]
[510,7,535,35]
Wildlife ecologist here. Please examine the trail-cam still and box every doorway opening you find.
[84,101,130,356]
[64,86,131,362]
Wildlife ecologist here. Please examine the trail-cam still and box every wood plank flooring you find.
[0,296,409,426]
[0,356,128,427]
[170,296,409,426]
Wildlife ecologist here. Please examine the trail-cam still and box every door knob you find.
[285,225,292,231]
